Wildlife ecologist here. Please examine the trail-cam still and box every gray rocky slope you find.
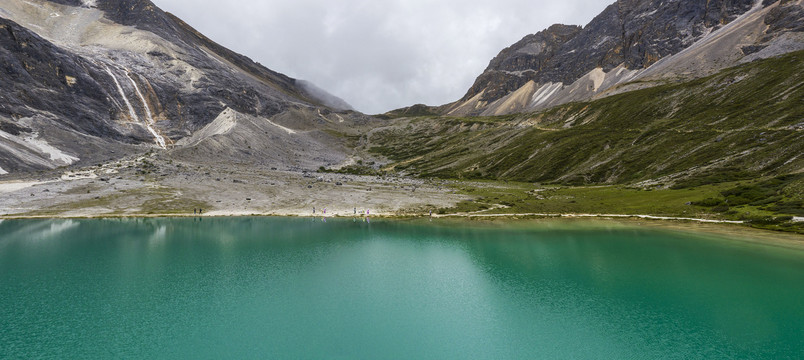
[0,0,361,175]
[445,0,804,116]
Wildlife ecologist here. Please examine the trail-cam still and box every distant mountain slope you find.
[446,0,804,116]
[368,50,804,186]
[0,0,354,174]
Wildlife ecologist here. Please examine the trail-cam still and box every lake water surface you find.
[1,217,803,359]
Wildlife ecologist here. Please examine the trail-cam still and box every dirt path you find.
[433,212,745,224]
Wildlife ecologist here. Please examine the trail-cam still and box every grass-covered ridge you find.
[367,50,804,186]
[364,51,804,233]
[429,176,803,234]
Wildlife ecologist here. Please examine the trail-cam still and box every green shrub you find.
[692,197,725,207]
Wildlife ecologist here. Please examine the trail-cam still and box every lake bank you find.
[2,211,802,250]
[2,159,801,236]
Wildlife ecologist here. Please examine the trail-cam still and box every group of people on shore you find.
[313,207,370,216]
[185,207,433,218]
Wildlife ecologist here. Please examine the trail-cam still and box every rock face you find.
[450,0,804,116]
[463,24,582,104]
[0,0,354,174]
[0,17,119,139]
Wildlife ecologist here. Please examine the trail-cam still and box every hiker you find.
[194,208,197,215]
[313,207,316,214]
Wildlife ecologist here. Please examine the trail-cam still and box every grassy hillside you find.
[362,51,804,232]
[431,175,803,234]
[367,51,803,185]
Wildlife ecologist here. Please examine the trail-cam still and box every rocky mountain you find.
[446,0,804,116]
[0,0,359,175]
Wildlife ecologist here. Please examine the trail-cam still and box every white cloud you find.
[153,0,612,113]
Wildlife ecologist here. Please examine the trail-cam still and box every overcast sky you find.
[152,0,613,114]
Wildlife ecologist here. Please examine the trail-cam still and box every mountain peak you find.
[0,0,356,173]
[447,0,804,116]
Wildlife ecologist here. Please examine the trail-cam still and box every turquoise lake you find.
[1,217,803,359]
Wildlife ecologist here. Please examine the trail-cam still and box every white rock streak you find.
[125,72,167,149]
[530,82,562,107]
[104,65,165,149]
[24,135,79,164]
[105,66,139,124]
[0,130,78,167]
[0,166,7,175]
[265,119,297,135]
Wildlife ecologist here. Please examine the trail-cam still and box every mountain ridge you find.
[0,0,357,174]
[442,0,804,117]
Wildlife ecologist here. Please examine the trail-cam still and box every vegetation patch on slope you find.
[366,51,804,233]
[367,51,804,187]
[435,178,803,234]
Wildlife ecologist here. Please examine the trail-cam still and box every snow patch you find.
[0,166,7,175]
[80,0,97,7]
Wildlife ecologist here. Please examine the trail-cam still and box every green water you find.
[1,218,803,359]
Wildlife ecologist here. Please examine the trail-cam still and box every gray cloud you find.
[152,0,613,114]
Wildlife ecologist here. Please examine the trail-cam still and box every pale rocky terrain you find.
[0,0,355,174]
[0,153,469,218]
